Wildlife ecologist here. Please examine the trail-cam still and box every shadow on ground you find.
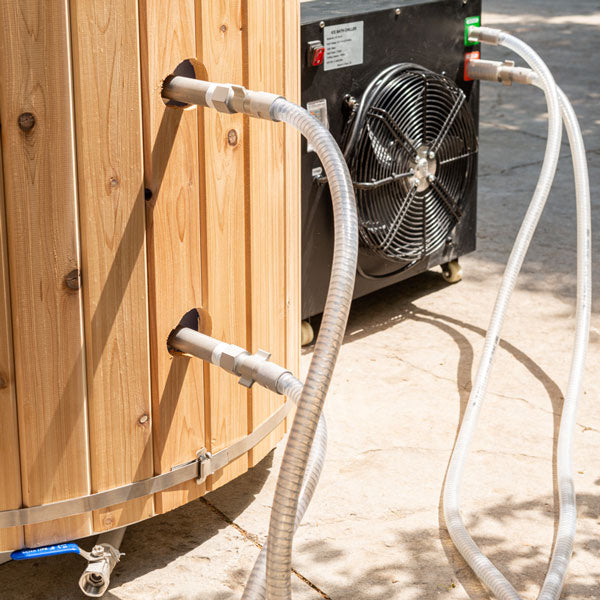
[292,490,600,600]
[302,263,599,598]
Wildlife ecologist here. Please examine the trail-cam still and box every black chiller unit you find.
[300,0,481,329]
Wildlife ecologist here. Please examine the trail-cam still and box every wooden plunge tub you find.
[0,0,299,551]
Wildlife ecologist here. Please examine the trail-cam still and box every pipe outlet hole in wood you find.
[167,308,212,356]
[162,58,207,109]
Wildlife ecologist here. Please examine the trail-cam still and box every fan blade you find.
[377,184,418,252]
[428,176,463,221]
[421,75,429,144]
[438,149,478,166]
[366,121,394,168]
[428,92,466,155]
[353,171,413,191]
[368,107,420,159]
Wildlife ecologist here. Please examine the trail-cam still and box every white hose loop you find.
[535,85,592,600]
[443,32,563,600]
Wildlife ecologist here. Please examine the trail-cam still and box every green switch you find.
[464,16,481,46]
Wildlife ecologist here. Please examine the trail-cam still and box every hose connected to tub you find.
[162,78,358,600]
[262,99,358,600]
[167,327,329,600]
[162,26,591,597]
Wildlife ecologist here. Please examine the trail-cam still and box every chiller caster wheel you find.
[441,259,462,283]
[301,321,314,346]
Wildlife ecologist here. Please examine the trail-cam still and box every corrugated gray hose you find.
[158,79,357,600]
[242,375,327,600]
[255,99,358,600]
[534,83,591,600]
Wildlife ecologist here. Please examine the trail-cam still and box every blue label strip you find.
[11,543,82,560]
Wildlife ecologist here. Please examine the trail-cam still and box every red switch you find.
[312,46,325,66]
[307,41,325,67]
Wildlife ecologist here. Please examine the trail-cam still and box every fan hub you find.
[408,145,437,192]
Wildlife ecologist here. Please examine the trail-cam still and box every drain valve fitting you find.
[79,543,123,597]
[79,528,126,597]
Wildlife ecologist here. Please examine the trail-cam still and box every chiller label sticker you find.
[324,21,364,71]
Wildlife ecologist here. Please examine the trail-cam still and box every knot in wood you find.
[65,269,81,290]
[18,112,36,133]
[227,129,238,146]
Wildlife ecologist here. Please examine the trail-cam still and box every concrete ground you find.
[2,1,598,598]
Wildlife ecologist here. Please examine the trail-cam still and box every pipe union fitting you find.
[162,77,282,121]
[229,85,247,114]
[228,85,282,120]
[215,344,248,374]
[237,350,292,392]
[209,84,235,114]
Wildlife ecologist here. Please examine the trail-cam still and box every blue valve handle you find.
[11,543,82,560]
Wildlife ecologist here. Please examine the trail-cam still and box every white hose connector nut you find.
[214,343,248,374]
[468,25,503,45]
[467,58,537,86]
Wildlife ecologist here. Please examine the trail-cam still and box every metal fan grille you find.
[349,66,477,262]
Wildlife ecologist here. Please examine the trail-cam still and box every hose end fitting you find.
[468,25,503,46]
[230,86,283,121]
[467,58,537,86]
[236,349,292,393]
